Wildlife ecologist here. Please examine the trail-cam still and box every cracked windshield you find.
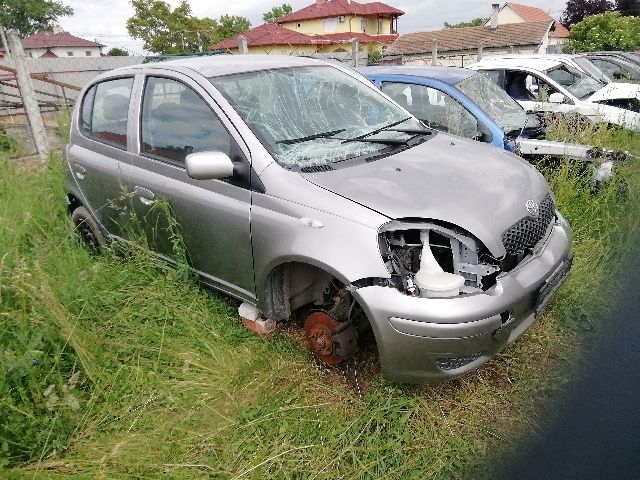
[210,66,426,167]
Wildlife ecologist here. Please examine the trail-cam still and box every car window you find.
[381,82,479,139]
[479,69,502,86]
[210,66,426,168]
[504,70,556,102]
[545,65,601,99]
[80,77,133,149]
[590,58,640,81]
[140,77,231,165]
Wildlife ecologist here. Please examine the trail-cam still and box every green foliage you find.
[262,3,293,23]
[215,14,251,43]
[560,0,614,27]
[367,47,382,65]
[126,0,250,54]
[0,0,73,36]
[56,108,70,144]
[564,12,640,52]
[106,47,129,56]
[0,127,24,157]
[1,127,639,476]
[444,17,487,28]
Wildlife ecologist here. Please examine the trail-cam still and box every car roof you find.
[358,65,476,85]
[112,54,331,78]
[472,57,562,71]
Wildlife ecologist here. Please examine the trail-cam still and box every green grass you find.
[1,126,639,478]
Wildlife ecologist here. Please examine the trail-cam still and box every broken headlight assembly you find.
[378,220,501,298]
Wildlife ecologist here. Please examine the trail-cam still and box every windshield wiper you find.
[385,127,432,135]
[345,117,412,142]
[341,137,409,145]
[277,129,345,145]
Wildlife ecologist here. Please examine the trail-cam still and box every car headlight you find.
[379,220,501,298]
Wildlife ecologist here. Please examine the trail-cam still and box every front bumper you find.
[353,215,572,384]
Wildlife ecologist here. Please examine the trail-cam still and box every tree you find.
[560,0,614,27]
[564,12,640,52]
[615,0,640,16]
[215,14,251,42]
[107,47,129,56]
[127,0,217,54]
[126,1,250,54]
[0,0,73,36]
[262,3,293,23]
[444,17,487,29]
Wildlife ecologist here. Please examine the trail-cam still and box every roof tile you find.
[276,0,404,23]
[386,21,554,55]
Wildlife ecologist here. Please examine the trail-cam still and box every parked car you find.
[470,58,640,130]
[479,53,640,84]
[360,65,623,169]
[65,55,572,383]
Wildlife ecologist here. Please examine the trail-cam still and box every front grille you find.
[502,194,555,256]
[436,354,482,371]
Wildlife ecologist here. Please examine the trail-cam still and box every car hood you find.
[588,82,640,102]
[301,133,550,257]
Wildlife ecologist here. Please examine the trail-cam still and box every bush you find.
[564,12,640,52]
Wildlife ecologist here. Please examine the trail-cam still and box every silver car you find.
[64,56,572,383]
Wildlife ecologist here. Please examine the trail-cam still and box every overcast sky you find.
[58,0,568,55]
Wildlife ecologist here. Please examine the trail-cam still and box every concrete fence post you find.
[351,38,359,67]
[238,36,248,55]
[0,27,11,61]
[7,29,49,162]
[431,40,438,65]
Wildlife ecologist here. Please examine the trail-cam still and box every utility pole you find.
[351,38,359,67]
[7,29,49,162]
[237,35,248,55]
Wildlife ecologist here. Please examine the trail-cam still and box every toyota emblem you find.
[526,200,539,216]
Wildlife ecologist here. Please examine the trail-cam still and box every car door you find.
[502,69,576,116]
[126,73,255,300]
[67,76,135,238]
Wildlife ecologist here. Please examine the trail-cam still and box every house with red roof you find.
[210,0,403,55]
[0,28,105,59]
[483,3,569,51]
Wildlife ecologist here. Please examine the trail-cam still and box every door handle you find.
[133,186,155,205]
[73,163,86,179]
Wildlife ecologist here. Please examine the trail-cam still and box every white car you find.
[469,58,640,131]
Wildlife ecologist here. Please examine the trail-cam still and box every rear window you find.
[80,77,134,149]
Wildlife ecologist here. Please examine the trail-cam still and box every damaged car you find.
[361,65,625,178]
[65,55,572,383]
[469,58,640,131]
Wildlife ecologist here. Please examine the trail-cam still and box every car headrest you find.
[101,94,130,121]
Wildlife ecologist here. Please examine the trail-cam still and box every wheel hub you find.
[304,311,356,365]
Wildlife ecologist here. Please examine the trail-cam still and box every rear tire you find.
[71,206,105,254]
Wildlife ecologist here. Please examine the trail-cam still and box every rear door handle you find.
[133,186,155,205]
[73,163,86,179]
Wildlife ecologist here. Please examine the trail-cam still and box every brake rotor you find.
[304,311,344,365]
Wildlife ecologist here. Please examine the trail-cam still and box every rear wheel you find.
[71,206,105,254]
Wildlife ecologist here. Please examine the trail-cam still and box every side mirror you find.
[549,93,566,104]
[185,151,234,180]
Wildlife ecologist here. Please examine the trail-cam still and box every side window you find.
[80,77,134,149]
[480,69,502,86]
[381,82,478,139]
[504,71,557,101]
[140,77,231,165]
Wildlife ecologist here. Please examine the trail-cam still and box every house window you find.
[377,18,383,34]
[297,23,301,28]
[85,50,92,56]
[67,51,73,56]
[361,18,367,32]
[27,52,33,58]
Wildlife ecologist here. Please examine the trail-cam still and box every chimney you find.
[52,26,64,34]
[490,3,499,30]
[316,0,326,5]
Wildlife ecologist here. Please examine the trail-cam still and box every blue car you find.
[360,65,621,164]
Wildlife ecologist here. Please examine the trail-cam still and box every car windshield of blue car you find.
[545,65,602,100]
[457,72,526,134]
[209,66,426,168]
